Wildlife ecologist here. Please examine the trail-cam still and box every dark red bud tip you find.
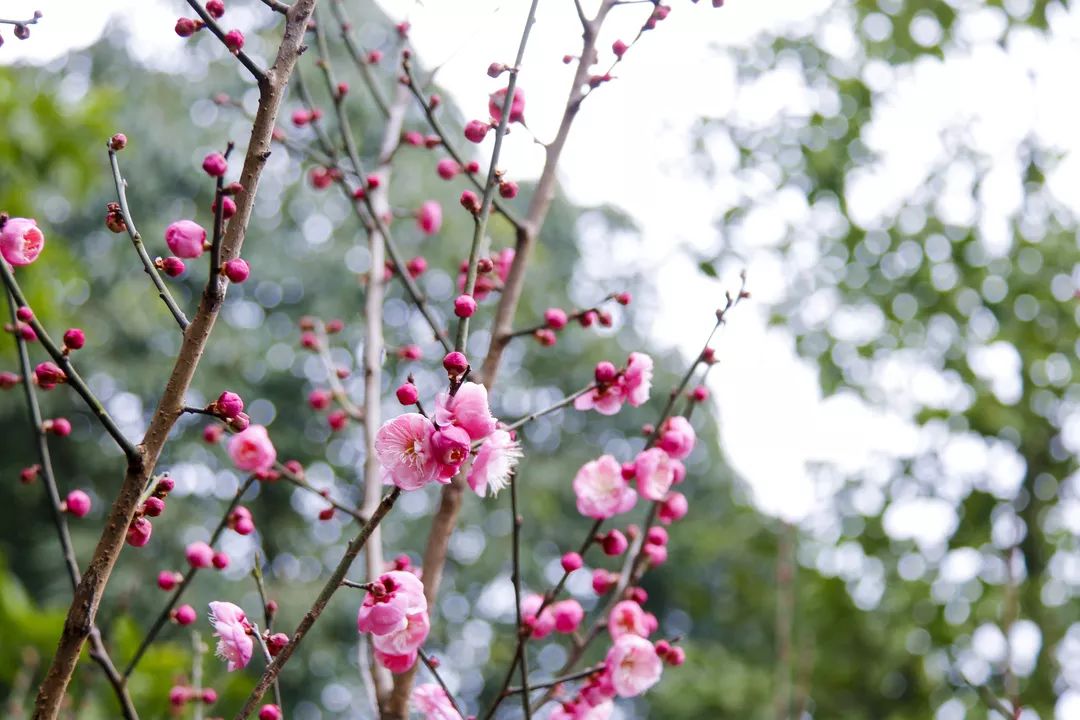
[110,133,128,151]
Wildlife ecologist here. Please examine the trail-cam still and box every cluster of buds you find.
[169,684,217,708]
[531,292,631,347]
[308,165,342,190]
[435,158,480,181]
[185,540,231,572]
[401,130,441,149]
[228,505,255,535]
[291,107,324,127]
[207,390,246,426]
[126,476,174,548]
[34,361,67,390]
[1,11,42,44]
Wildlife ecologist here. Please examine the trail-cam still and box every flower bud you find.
[666,646,686,666]
[0,371,21,389]
[158,571,182,590]
[259,705,283,720]
[579,310,597,327]
[464,120,490,144]
[160,256,186,277]
[206,0,225,18]
[443,351,468,376]
[203,424,224,443]
[592,569,616,595]
[498,180,519,199]
[465,160,481,174]
[110,133,128,151]
[229,412,251,432]
[223,258,250,283]
[34,362,66,390]
[186,541,214,568]
[201,688,218,704]
[0,217,45,266]
[308,389,331,410]
[594,361,617,384]
[267,633,289,656]
[63,328,85,350]
[64,490,92,518]
[417,200,442,235]
[487,62,506,78]
[127,517,153,547]
[406,256,427,278]
[173,604,197,625]
[534,328,556,346]
[544,308,568,330]
[45,418,72,437]
[561,551,583,573]
[143,496,166,517]
[165,220,207,258]
[20,465,40,483]
[328,409,348,431]
[175,17,198,37]
[399,344,422,361]
[690,385,709,402]
[202,152,228,177]
[224,29,244,53]
[212,551,230,569]
[601,529,629,556]
[396,383,419,405]
[436,158,460,180]
[454,294,477,318]
[459,190,481,214]
[646,526,668,546]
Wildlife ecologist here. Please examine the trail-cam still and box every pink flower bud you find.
[20,465,40,484]
[592,569,616,595]
[310,167,333,188]
[561,551,583,573]
[34,362,66,390]
[215,391,244,419]
[318,506,335,521]
[223,258,250,283]
[465,160,481,174]
[127,517,153,547]
[175,17,198,37]
[201,688,218,704]
[613,40,629,58]
[158,570,182,590]
[429,92,441,108]
[234,516,255,535]
[211,196,237,219]
[643,542,668,567]
[631,587,648,605]
[598,310,613,327]
[212,551,230,569]
[476,257,494,274]
[292,109,310,127]
[328,409,348,431]
[621,462,637,480]
[0,217,45,266]
[0,371,21,389]
[308,389,331,410]
[646,526,668,546]
[16,306,32,322]
[170,686,191,706]
[161,256,186,277]
[658,492,688,524]
[259,705,283,720]
[406,256,427,278]
[552,599,585,634]
[155,477,176,496]
[666,646,686,666]
[18,324,36,342]
[579,310,597,327]
[202,152,228,177]
[165,220,206,259]
[417,200,442,235]
[454,294,477,318]
[267,633,289,656]
[143,496,166,517]
[64,490,91,518]
[498,180,519,199]
[594,361,617,384]
[690,386,709,402]
[464,120,490,143]
[203,424,224,443]
[206,0,225,18]
[336,82,349,97]
[223,29,244,53]
[544,308,568,330]
[436,158,460,180]
[459,190,481,214]
[403,130,424,146]
[174,604,197,625]
[399,344,422,360]
[110,133,128,151]
[186,541,215,569]
[63,328,85,350]
[487,62,506,78]
[45,418,72,437]
[489,86,526,124]
[534,329,556,346]
[601,529,629,556]
[396,383,419,405]
[443,351,468,376]
[367,49,383,64]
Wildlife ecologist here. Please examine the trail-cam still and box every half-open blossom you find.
[357,570,428,636]
[434,382,497,441]
[228,425,277,473]
[164,220,207,258]
[208,601,253,671]
[658,492,688,524]
[658,415,695,459]
[573,455,637,519]
[489,86,526,123]
[622,352,653,407]
[573,384,623,416]
[605,634,663,697]
[0,217,45,266]
[633,447,678,502]
[375,413,440,490]
[417,201,442,235]
[608,600,650,640]
[467,429,522,497]
[412,683,458,720]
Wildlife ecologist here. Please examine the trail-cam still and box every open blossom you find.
[608,600,650,640]
[164,219,207,258]
[658,415,695,459]
[371,609,430,672]
[605,634,663,698]
[467,429,522,497]
[434,382,497,441]
[573,455,637,519]
[208,601,253,672]
[412,684,458,720]
[633,447,679,502]
[622,352,653,406]
[417,200,442,235]
[375,413,440,490]
[0,217,45,266]
[357,570,428,636]
[431,425,472,481]
[228,425,277,473]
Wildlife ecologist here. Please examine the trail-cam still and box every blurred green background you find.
[2,1,1078,719]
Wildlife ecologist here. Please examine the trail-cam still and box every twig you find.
[328,0,390,118]
[259,0,291,14]
[509,472,532,719]
[504,664,604,696]
[108,146,189,330]
[501,385,596,433]
[208,142,236,290]
[252,555,284,712]
[312,321,364,421]
[233,487,402,719]
[185,0,267,83]
[0,261,139,460]
[5,291,139,720]
[419,649,466,720]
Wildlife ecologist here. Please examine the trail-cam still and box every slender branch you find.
[108,147,189,330]
[401,61,523,231]
[192,632,207,720]
[501,384,596,433]
[312,321,364,421]
[123,476,256,679]
[208,142,235,290]
[185,0,267,83]
[509,473,532,719]
[504,294,618,340]
[454,0,540,352]
[328,0,390,118]
[259,0,291,13]
[233,487,402,719]
[0,11,42,28]
[418,649,466,720]
[504,664,604,696]
[5,291,138,720]
[275,460,367,523]
[32,7,318,713]
[0,261,139,460]
[573,0,589,28]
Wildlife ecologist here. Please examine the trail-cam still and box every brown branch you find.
[185,0,266,82]
[5,291,138,720]
[504,664,604,696]
[418,649,466,720]
[31,4,318,716]
[233,487,402,719]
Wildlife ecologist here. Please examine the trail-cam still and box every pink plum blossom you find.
[605,633,663,697]
[228,425,277,473]
[608,600,650,640]
[431,425,472,480]
[357,570,428,636]
[208,601,254,672]
[622,352,653,407]
[411,684,458,720]
[658,492,689,524]
[573,455,637,519]
[489,86,526,123]
[371,609,430,672]
[552,599,585,634]
[467,429,522,497]
[0,217,45,266]
[374,413,441,490]
[434,382,497,441]
[633,448,679,502]
[417,200,443,235]
[573,383,624,415]
[657,415,695,459]
[164,220,207,259]
[522,593,555,639]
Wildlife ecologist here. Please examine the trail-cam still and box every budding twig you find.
[185,0,267,83]
[419,649,467,720]
[328,0,390,118]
